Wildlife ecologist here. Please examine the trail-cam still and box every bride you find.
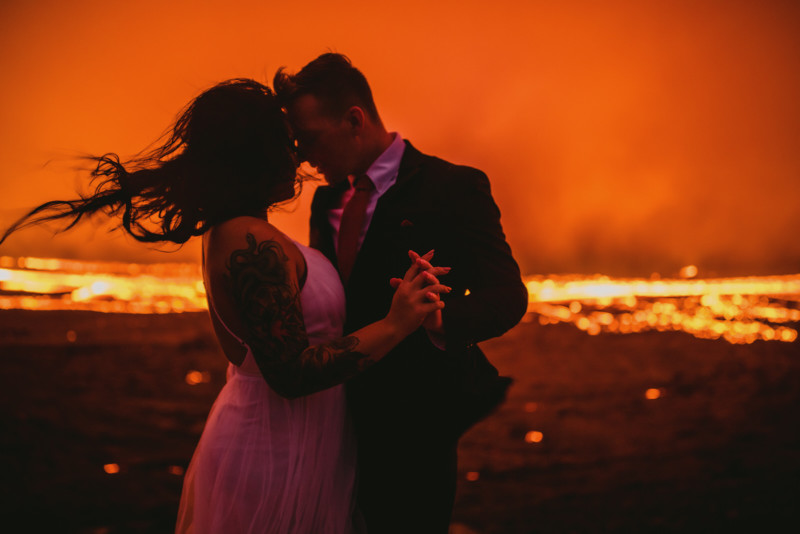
[0,79,449,533]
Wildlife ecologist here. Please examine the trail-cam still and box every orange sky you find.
[1,0,798,276]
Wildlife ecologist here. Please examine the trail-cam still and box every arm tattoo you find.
[227,233,378,397]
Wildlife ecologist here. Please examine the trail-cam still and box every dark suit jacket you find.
[309,141,528,445]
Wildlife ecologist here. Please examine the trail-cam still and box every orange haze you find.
[1,0,799,276]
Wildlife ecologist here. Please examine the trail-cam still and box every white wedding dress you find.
[176,240,358,534]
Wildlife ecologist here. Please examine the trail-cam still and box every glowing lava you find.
[526,273,800,344]
[1,256,798,345]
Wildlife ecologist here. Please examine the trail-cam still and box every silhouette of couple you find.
[1,53,527,533]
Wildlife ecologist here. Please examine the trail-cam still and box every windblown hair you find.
[274,53,380,122]
[1,78,297,246]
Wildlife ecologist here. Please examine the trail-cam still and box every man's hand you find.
[390,250,448,336]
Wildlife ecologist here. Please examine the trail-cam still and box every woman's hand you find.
[385,251,450,337]
[389,250,450,292]
[409,250,447,335]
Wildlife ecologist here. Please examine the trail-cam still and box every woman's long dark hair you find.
[1,78,298,246]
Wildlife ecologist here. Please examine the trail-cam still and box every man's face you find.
[286,94,358,185]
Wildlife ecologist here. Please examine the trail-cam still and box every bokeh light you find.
[103,463,120,475]
[645,388,662,400]
[185,371,211,386]
[525,431,544,444]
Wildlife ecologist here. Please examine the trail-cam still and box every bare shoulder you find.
[205,216,302,282]
[210,216,288,249]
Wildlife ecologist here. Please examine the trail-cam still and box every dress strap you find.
[209,298,249,348]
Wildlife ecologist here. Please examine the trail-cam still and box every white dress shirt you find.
[328,132,406,254]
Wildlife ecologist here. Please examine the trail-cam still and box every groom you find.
[275,53,528,533]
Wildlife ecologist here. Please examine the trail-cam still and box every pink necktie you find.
[337,174,374,283]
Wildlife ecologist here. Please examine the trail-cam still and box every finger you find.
[422,249,434,261]
[415,257,434,272]
[389,277,402,289]
[404,250,438,281]
[407,269,432,290]
[423,271,441,286]
[416,286,450,304]
[423,283,451,295]
[403,253,423,282]
[427,266,451,277]
[419,300,446,314]
[410,270,440,290]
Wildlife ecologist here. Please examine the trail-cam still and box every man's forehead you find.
[287,94,327,123]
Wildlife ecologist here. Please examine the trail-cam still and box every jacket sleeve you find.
[439,168,529,350]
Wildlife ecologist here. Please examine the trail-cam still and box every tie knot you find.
[353,174,374,192]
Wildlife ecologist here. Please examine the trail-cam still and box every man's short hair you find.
[274,53,380,121]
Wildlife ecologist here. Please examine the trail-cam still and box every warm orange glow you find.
[526,274,800,344]
[103,463,120,474]
[0,2,799,283]
[645,388,662,400]
[465,471,480,482]
[525,431,544,444]
[524,402,538,413]
[185,371,211,386]
[679,265,698,279]
[169,465,185,476]
[0,255,205,314]
[2,255,799,346]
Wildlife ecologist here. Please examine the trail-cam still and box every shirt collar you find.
[352,132,405,196]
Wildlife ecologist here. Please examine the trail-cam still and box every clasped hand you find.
[386,250,449,335]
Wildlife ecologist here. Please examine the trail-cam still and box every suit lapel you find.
[350,141,428,277]
[377,140,426,206]
[312,141,430,284]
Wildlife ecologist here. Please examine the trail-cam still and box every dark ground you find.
[1,310,798,533]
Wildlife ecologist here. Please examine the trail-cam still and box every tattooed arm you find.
[225,229,446,399]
